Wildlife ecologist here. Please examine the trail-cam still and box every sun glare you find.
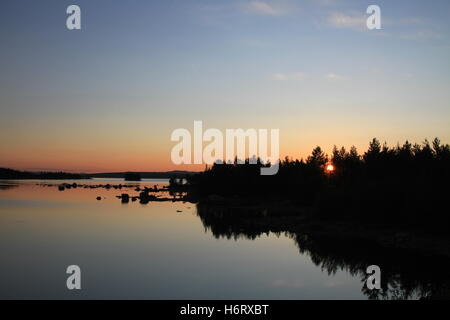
[326,164,335,172]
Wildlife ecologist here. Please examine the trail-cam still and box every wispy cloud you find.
[326,10,441,41]
[374,29,443,42]
[325,73,345,80]
[398,30,442,40]
[245,1,288,16]
[273,72,346,81]
[327,12,366,30]
[273,72,307,80]
[398,17,428,26]
[314,0,339,6]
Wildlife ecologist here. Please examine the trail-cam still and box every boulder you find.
[121,193,130,203]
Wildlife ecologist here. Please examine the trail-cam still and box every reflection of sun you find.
[326,164,335,172]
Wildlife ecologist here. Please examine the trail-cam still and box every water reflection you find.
[196,203,450,300]
[0,182,19,190]
[1,180,449,299]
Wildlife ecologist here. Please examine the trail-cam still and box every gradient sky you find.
[1,0,449,172]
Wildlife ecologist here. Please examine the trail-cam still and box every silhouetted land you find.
[0,168,196,180]
[182,138,450,230]
[2,138,450,299]
[124,172,141,181]
[0,168,86,180]
[167,138,450,262]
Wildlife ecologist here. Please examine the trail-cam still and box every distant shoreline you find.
[0,168,197,180]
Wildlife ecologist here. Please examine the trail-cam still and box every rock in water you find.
[121,193,130,203]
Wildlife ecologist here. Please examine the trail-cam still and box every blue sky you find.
[1,0,450,171]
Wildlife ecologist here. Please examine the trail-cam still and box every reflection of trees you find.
[196,203,290,240]
[290,233,450,300]
[196,203,450,300]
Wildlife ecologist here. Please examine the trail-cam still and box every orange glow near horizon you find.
[1,128,448,173]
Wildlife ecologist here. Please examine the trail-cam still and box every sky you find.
[1,0,449,172]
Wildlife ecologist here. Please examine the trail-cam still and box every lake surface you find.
[0,179,443,299]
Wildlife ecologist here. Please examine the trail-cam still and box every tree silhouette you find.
[186,137,450,231]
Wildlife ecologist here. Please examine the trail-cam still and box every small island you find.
[124,172,141,181]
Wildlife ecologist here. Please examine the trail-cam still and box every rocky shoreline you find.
[39,182,197,204]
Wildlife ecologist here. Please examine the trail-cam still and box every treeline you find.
[0,168,85,180]
[187,138,450,230]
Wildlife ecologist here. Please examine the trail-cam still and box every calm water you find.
[0,180,444,299]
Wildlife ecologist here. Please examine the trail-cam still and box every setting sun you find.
[326,164,335,172]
